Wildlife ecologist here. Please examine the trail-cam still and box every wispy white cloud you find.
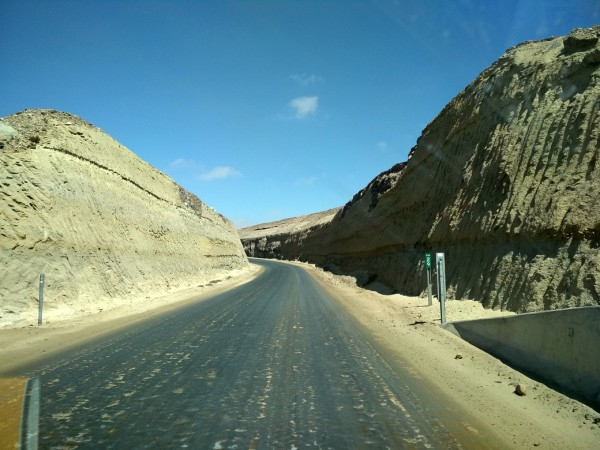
[289,96,319,119]
[294,176,317,187]
[198,166,241,181]
[376,141,387,151]
[168,159,240,182]
[169,158,201,169]
[290,73,322,86]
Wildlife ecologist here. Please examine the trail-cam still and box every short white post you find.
[38,273,45,325]
[436,253,446,324]
[425,253,432,306]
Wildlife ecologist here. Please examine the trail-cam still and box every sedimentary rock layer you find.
[242,26,600,312]
[0,109,248,326]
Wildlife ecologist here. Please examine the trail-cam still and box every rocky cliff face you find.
[0,109,248,327]
[242,26,600,312]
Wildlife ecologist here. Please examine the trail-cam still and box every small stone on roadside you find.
[455,354,463,359]
[515,384,527,396]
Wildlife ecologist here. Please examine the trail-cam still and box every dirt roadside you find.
[292,260,600,450]
[0,265,263,374]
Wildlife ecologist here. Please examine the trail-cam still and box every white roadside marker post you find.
[436,253,446,324]
[425,252,432,306]
[38,273,45,325]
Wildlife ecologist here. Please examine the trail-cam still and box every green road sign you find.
[425,253,432,269]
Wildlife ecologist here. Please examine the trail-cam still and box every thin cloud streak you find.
[290,73,322,86]
[294,176,317,187]
[198,166,241,181]
[169,158,201,169]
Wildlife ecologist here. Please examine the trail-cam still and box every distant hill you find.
[241,25,600,313]
[0,109,248,327]
[239,207,341,259]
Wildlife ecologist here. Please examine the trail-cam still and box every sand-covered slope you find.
[242,26,600,313]
[239,207,341,259]
[0,109,248,328]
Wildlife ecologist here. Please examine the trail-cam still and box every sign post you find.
[38,273,45,326]
[436,253,446,324]
[425,253,432,306]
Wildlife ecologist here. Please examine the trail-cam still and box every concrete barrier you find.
[442,306,600,407]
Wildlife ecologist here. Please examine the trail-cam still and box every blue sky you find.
[2,1,599,227]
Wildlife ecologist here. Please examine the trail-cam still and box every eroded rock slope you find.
[0,109,248,327]
[242,26,600,312]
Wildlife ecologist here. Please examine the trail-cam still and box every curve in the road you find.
[12,259,499,449]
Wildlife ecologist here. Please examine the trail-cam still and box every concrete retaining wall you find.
[442,306,600,407]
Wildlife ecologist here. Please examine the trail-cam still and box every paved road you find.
[10,259,498,449]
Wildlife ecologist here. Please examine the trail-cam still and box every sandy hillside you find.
[241,26,600,313]
[0,109,249,329]
[240,207,341,259]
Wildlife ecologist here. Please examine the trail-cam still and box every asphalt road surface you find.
[9,259,499,449]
